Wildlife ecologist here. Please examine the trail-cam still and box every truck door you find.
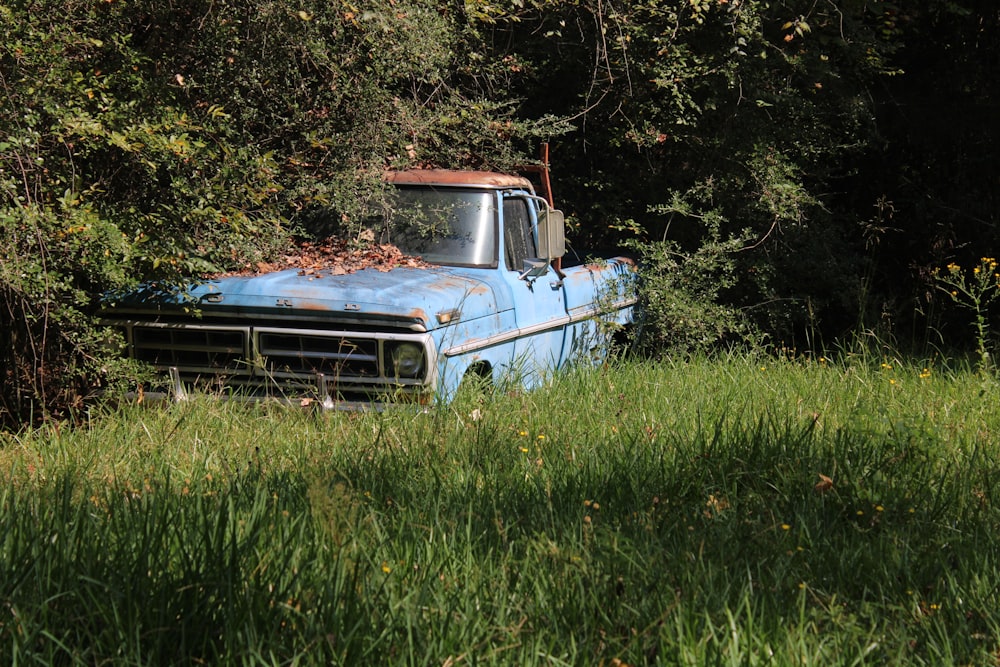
[560,261,610,366]
[498,194,568,385]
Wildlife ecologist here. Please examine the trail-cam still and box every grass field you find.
[1,352,999,665]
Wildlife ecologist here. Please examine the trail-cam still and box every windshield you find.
[371,187,498,267]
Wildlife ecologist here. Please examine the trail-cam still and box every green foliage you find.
[0,204,141,423]
[465,0,974,349]
[0,1,295,425]
[628,187,753,354]
[934,257,1000,374]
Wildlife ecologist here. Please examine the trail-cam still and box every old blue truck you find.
[102,169,636,408]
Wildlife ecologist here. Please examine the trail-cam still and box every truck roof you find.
[385,169,534,191]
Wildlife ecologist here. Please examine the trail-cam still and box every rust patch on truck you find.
[464,283,491,296]
[385,169,533,191]
[583,255,635,273]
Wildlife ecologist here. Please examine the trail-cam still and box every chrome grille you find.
[132,325,250,375]
[258,331,379,378]
[122,322,434,400]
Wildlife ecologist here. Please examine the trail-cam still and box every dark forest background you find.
[2,0,998,426]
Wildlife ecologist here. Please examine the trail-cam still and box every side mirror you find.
[537,207,566,260]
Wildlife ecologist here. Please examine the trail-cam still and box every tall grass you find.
[1,353,998,665]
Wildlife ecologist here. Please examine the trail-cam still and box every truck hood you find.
[112,266,510,330]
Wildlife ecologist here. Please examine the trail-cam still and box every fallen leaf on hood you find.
[206,238,431,278]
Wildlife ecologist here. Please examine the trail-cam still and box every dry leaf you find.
[207,237,429,279]
[814,473,834,494]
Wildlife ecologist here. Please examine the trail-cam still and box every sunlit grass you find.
[1,352,999,664]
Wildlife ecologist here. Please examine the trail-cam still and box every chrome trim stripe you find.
[103,313,428,333]
[441,297,636,357]
[252,326,430,343]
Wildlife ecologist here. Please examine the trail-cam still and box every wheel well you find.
[457,361,493,395]
[464,361,492,381]
[611,323,637,357]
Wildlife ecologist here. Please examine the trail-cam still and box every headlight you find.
[388,342,425,379]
